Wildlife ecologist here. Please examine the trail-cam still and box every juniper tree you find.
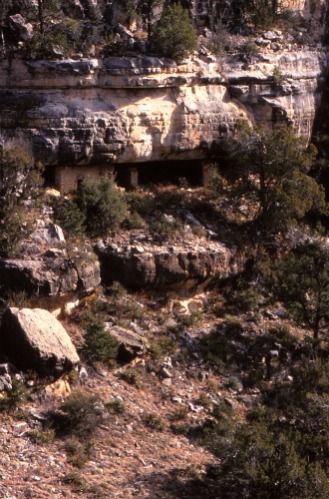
[151,4,197,60]
[277,242,329,341]
[220,123,325,234]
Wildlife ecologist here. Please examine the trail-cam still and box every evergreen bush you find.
[151,4,196,60]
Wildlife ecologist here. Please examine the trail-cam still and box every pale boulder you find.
[0,308,79,376]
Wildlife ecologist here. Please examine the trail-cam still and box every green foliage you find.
[199,318,243,367]
[29,428,55,445]
[222,124,325,234]
[62,471,88,492]
[170,405,188,421]
[277,242,329,340]
[196,393,212,408]
[0,145,43,257]
[151,4,197,60]
[84,319,119,364]
[195,357,329,497]
[143,412,165,431]
[234,288,260,312]
[241,38,259,61]
[26,28,69,58]
[149,215,183,242]
[122,211,144,230]
[23,0,82,58]
[76,178,128,237]
[149,336,178,360]
[55,391,103,439]
[268,323,296,349]
[0,377,27,412]
[106,399,125,414]
[272,65,284,85]
[119,367,139,386]
[244,0,276,29]
[64,436,90,468]
[52,197,86,237]
[108,281,127,298]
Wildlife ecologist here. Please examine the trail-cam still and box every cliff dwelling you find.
[54,160,213,192]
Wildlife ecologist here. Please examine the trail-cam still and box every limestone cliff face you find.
[0,43,325,187]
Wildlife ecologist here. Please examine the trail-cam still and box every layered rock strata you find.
[95,235,244,290]
[0,43,325,191]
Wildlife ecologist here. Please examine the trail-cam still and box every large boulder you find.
[95,235,244,290]
[0,308,80,376]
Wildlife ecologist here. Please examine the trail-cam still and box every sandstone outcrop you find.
[95,235,244,290]
[0,252,100,297]
[0,307,80,376]
[0,44,324,192]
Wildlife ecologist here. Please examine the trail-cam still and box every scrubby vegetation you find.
[0,145,43,257]
[0,0,322,61]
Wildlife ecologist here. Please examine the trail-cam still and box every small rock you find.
[271,42,281,51]
[161,367,173,379]
[172,397,182,404]
[79,366,88,381]
[263,30,281,40]
[29,408,48,421]
[162,378,172,387]
[0,374,12,391]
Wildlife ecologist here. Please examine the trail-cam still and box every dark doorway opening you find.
[43,164,56,187]
[115,160,203,188]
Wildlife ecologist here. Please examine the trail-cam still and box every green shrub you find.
[226,377,241,391]
[268,324,295,349]
[212,400,233,421]
[272,65,284,85]
[122,211,145,230]
[64,436,90,468]
[54,391,103,439]
[235,288,260,312]
[196,393,212,408]
[26,29,70,58]
[106,399,125,414]
[143,412,165,431]
[149,337,178,360]
[0,378,27,412]
[171,405,188,421]
[84,319,119,364]
[76,178,128,237]
[29,428,55,445]
[241,38,259,60]
[149,216,183,242]
[119,368,139,386]
[107,281,127,298]
[52,197,86,237]
[62,471,88,492]
[151,4,197,60]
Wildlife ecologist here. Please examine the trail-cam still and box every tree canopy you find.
[220,123,326,234]
[151,3,197,60]
[277,242,329,340]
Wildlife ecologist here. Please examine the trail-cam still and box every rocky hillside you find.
[0,1,329,498]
